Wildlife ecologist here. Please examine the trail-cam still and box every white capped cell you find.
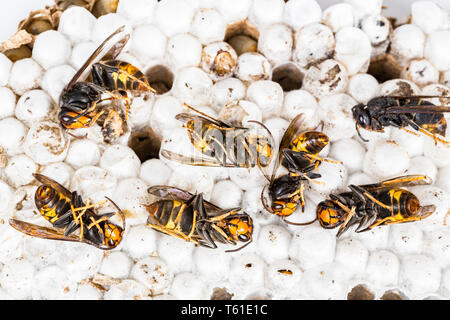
[0,53,12,86]
[360,15,391,46]
[150,95,183,137]
[289,225,336,269]
[246,80,283,119]
[411,1,448,34]
[334,238,368,279]
[91,13,131,44]
[217,0,252,23]
[190,8,226,45]
[113,178,151,226]
[0,87,16,120]
[347,73,379,103]
[32,30,71,70]
[424,31,450,71]
[170,272,207,300]
[0,179,13,214]
[235,52,272,83]
[100,144,141,180]
[229,253,266,292]
[56,242,104,282]
[104,279,151,300]
[344,0,383,22]
[122,224,158,259]
[0,258,35,299]
[58,6,96,43]
[389,224,423,256]
[172,67,213,106]
[293,23,335,68]
[157,233,195,274]
[335,27,372,75]
[283,0,321,30]
[363,139,410,179]
[258,23,293,64]
[399,254,441,297]
[131,256,173,295]
[193,246,231,281]
[329,138,365,174]
[154,0,196,37]
[15,90,53,127]
[210,180,242,209]
[74,283,103,300]
[70,166,117,204]
[0,117,26,156]
[413,186,450,231]
[282,89,320,126]
[390,127,425,158]
[248,0,284,28]
[302,264,346,299]
[322,3,354,33]
[31,265,77,300]
[256,224,291,263]
[265,259,303,296]
[8,58,43,96]
[365,250,399,287]
[40,64,76,102]
[69,41,97,70]
[65,139,101,169]
[131,25,167,63]
[423,229,450,268]
[406,156,437,183]
[436,165,450,194]
[166,33,202,71]
[390,24,426,65]
[318,93,357,142]
[100,251,132,279]
[139,159,173,187]
[117,0,157,25]
[4,154,38,188]
[23,120,69,165]
[211,78,246,110]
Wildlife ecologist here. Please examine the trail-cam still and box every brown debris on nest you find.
[0,0,116,61]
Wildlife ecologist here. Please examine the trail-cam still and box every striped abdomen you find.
[92,60,150,92]
[291,131,329,155]
[34,185,72,225]
[148,199,196,238]
[371,188,420,219]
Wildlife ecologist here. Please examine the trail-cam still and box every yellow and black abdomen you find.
[291,131,329,155]
[372,188,421,220]
[35,185,72,225]
[92,60,150,92]
[147,199,196,238]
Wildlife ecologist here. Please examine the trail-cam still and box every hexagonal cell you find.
[128,127,161,163]
[145,64,174,95]
[272,63,304,92]
[367,53,402,83]
[225,19,259,56]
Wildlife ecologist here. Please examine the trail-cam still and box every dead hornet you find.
[316,175,435,237]
[261,113,341,225]
[352,95,450,144]
[161,103,274,170]
[146,185,253,252]
[58,25,156,143]
[9,173,125,250]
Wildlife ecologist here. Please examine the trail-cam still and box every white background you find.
[0,0,449,45]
